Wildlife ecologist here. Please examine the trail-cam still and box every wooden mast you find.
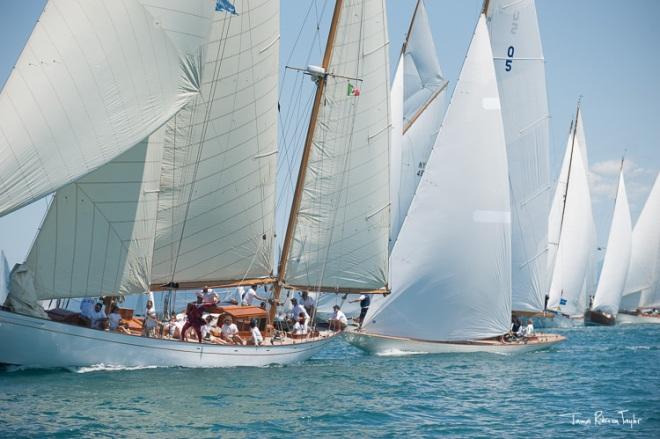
[270,0,345,323]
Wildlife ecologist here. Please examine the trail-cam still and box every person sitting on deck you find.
[108,305,130,334]
[89,302,107,330]
[242,285,268,306]
[522,319,535,337]
[143,299,158,337]
[220,316,245,345]
[349,294,371,330]
[248,319,263,346]
[329,305,348,331]
[163,313,182,339]
[300,291,316,318]
[181,293,205,343]
[201,286,219,305]
[511,316,522,335]
[292,312,309,336]
[289,298,310,324]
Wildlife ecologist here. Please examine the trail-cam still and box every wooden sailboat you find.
[346,11,564,355]
[584,166,632,326]
[0,0,392,368]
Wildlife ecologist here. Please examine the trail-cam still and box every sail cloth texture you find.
[390,0,448,250]
[10,136,163,300]
[366,16,512,341]
[151,0,279,285]
[592,173,632,315]
[285,0,391,291]
[623,172,660,308]
[0,0,215,217]
[547,131,595,316]
[487,0,550,312]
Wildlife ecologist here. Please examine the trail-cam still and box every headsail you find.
[486,0,550,312]
[0,0,216,216]
[150,0,280,288]
[283,0,391,291]
[367,16,511,341]
[622,172,660,309]
[390,0,448,249]
[592,172,632,316]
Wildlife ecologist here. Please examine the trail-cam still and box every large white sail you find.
[367,16,511,341]
[151,0,279,287]
[10,134,164,300]
[592,172,632,315]
[0,0,216,216]
[486,0,550,312]
[284,0,391,291]
[390,0,448,249]
[547,119,596,316]
[622,172,660,308]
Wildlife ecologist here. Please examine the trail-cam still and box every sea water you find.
[0,324,657,438]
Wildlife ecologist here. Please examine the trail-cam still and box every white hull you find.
[617,313,660,325]
[344,330,565,355]
[0,310,334,368]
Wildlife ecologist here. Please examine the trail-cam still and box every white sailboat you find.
[546,102,597,323]
[0,0,392,368]
[345,13,564,355]
[618,172,660,324]
[585,169,632,325]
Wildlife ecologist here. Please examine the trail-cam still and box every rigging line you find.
[169,14,234,283]
[279,0,316,102]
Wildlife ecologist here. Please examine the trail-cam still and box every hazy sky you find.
[1,0,658,268]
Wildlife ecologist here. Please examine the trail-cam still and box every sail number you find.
[505,46,515,71]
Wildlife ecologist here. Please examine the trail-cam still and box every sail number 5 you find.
[505,46,515,71]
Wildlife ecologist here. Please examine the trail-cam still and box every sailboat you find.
[545,101,597,325]
[345,10,564,355]
[618,172,660,324]
[0,0,391,368]
[584,167,632,325]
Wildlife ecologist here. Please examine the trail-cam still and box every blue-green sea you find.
[1,324,657,438]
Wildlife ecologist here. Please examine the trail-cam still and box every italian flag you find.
[347,83,360,96]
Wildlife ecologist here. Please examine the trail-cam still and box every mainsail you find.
[592,172,632,316]
[622,172,660,309]
[0,0,215,216]
[283,0,391,291]
[367,16,512,341]
[547,108,596,316]
[486,0,550,312]
[390,0,448,248]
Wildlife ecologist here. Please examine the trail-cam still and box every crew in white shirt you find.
[292,313,309,336]
[201,286,219,305]
[329,305,348,331]
[243,285,268,306]
[523,320,535,337]
[80,297,96,320]
[220,317,245,345]
[249,319,263,346]
[289,298,310,323]
[300,291,316,317]
[89,303,107,330]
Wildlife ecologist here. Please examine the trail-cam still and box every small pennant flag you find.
[216,0,238,15]
[559,298,567,305]
[347,82,360,96]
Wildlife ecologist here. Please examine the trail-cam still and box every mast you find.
[556,98,582,250]
[271,0,344,322]
[401,0,422,56]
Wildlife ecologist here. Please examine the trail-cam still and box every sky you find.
[0,0,659,269]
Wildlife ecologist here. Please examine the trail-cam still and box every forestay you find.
[151,0,279,286]
[487,0,550,312]
[592,173,632,315]
[11,134,164,300]
[390,0,448,249]
[367,16,512,341]
[0,0,215,216]
[547,118,596,316]
[622,172,660,309]
[284,0,391,291]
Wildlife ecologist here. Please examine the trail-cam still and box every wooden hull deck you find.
[343,329,565,355]
[584,310,616,326]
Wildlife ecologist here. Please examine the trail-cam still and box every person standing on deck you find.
[300,291,316,318]
[350,294,371,330]
[242,285,268,306]
[181,293,205,343]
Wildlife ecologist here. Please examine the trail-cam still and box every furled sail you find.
[150,0,279,287]
[367,16,511,341]
[284,0,391,291]
[622,172,660,309]
[0,0,216,216]
[486,0,550,312]
[547,113,596,316]
[390,0,448,249]
[10,134,164,301]
[592,172,632,315]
